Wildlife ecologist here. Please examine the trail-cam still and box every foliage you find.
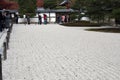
[72,0,120,23]
[0,0,18,10]
[44,0,57,9]
[72,0,87,11]
[112,8,120,19]
[70,13,77,21]
[70,13,83,21]
[62,21,101,27]
[18,0,36,17]
[86,28,120,33]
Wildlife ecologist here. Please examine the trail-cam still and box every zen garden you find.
[0,0,120,80]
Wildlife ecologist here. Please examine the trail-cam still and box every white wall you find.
[18,13,56,23]
[18,18,39,23]
[38,13,56,23]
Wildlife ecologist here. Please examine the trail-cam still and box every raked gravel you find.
[2,24,120,80]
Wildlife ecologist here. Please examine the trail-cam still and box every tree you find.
[72,0,87,12]
[44,0,57,9]
[0,0,18,10]
[111,0,120,17]
[72,0,88,20]
[18,0,36,17]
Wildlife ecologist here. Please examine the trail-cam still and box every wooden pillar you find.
[3,42,7,60]
[49,12,50,23]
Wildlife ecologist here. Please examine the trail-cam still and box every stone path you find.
[2,24,120,80]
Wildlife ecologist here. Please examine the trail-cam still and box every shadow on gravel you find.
[86,28,120,33]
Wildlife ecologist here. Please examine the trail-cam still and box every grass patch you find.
[62,21,101,27]
[86,28,120,33]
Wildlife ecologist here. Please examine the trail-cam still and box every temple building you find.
[36,0,77,23]
[0,0,77,23]
[37,0,71,9]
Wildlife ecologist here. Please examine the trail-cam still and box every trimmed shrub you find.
[62,21,101,27]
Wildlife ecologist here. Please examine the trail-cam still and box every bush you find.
[86,28,120,33]
[62,21,101,27]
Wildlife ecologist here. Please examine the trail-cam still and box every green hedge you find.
[62,21,101,27]
[86,28,120,33]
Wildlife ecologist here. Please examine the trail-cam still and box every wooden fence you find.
[0,23,13,80]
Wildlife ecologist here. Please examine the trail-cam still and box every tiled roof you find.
[36,8,78,13]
